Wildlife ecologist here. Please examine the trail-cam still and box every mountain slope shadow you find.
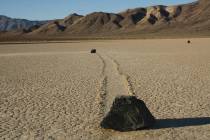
[152,117,210,129]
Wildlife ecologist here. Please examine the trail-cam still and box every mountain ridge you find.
[0,15,47,31]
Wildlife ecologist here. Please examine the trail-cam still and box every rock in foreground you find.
[100,96,156,132]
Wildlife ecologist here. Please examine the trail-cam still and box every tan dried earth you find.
[0,38,210,140]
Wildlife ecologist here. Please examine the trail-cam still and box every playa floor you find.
[0,39,210,140]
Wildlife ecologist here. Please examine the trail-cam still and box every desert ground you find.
[0,38,210,140]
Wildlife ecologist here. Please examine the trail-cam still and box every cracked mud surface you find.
[0,39,210,140]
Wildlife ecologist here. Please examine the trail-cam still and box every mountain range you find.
[0,0,210,40]
[0,15,47,31]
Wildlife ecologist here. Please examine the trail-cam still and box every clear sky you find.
[0,0,196,20]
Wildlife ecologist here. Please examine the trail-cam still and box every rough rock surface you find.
[100,96,156,132]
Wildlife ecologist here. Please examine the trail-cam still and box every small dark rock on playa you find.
[91,49,96,53]
[187,40,191,44]
[100,96,156,132]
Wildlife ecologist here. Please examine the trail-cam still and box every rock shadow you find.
[152,117,210,129]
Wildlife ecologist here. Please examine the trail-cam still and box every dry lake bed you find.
[0,38,210,140]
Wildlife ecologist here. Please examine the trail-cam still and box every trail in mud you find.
[96,53,137,139]
[97,53,135,115]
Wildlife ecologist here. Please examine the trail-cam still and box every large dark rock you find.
[100,96,155,132]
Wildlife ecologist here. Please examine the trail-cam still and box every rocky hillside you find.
[26,0,210,37]
[1,0,210,38]
[0,15,47,31]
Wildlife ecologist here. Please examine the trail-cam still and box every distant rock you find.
[90,49,96,53]
[100,96,156,132]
